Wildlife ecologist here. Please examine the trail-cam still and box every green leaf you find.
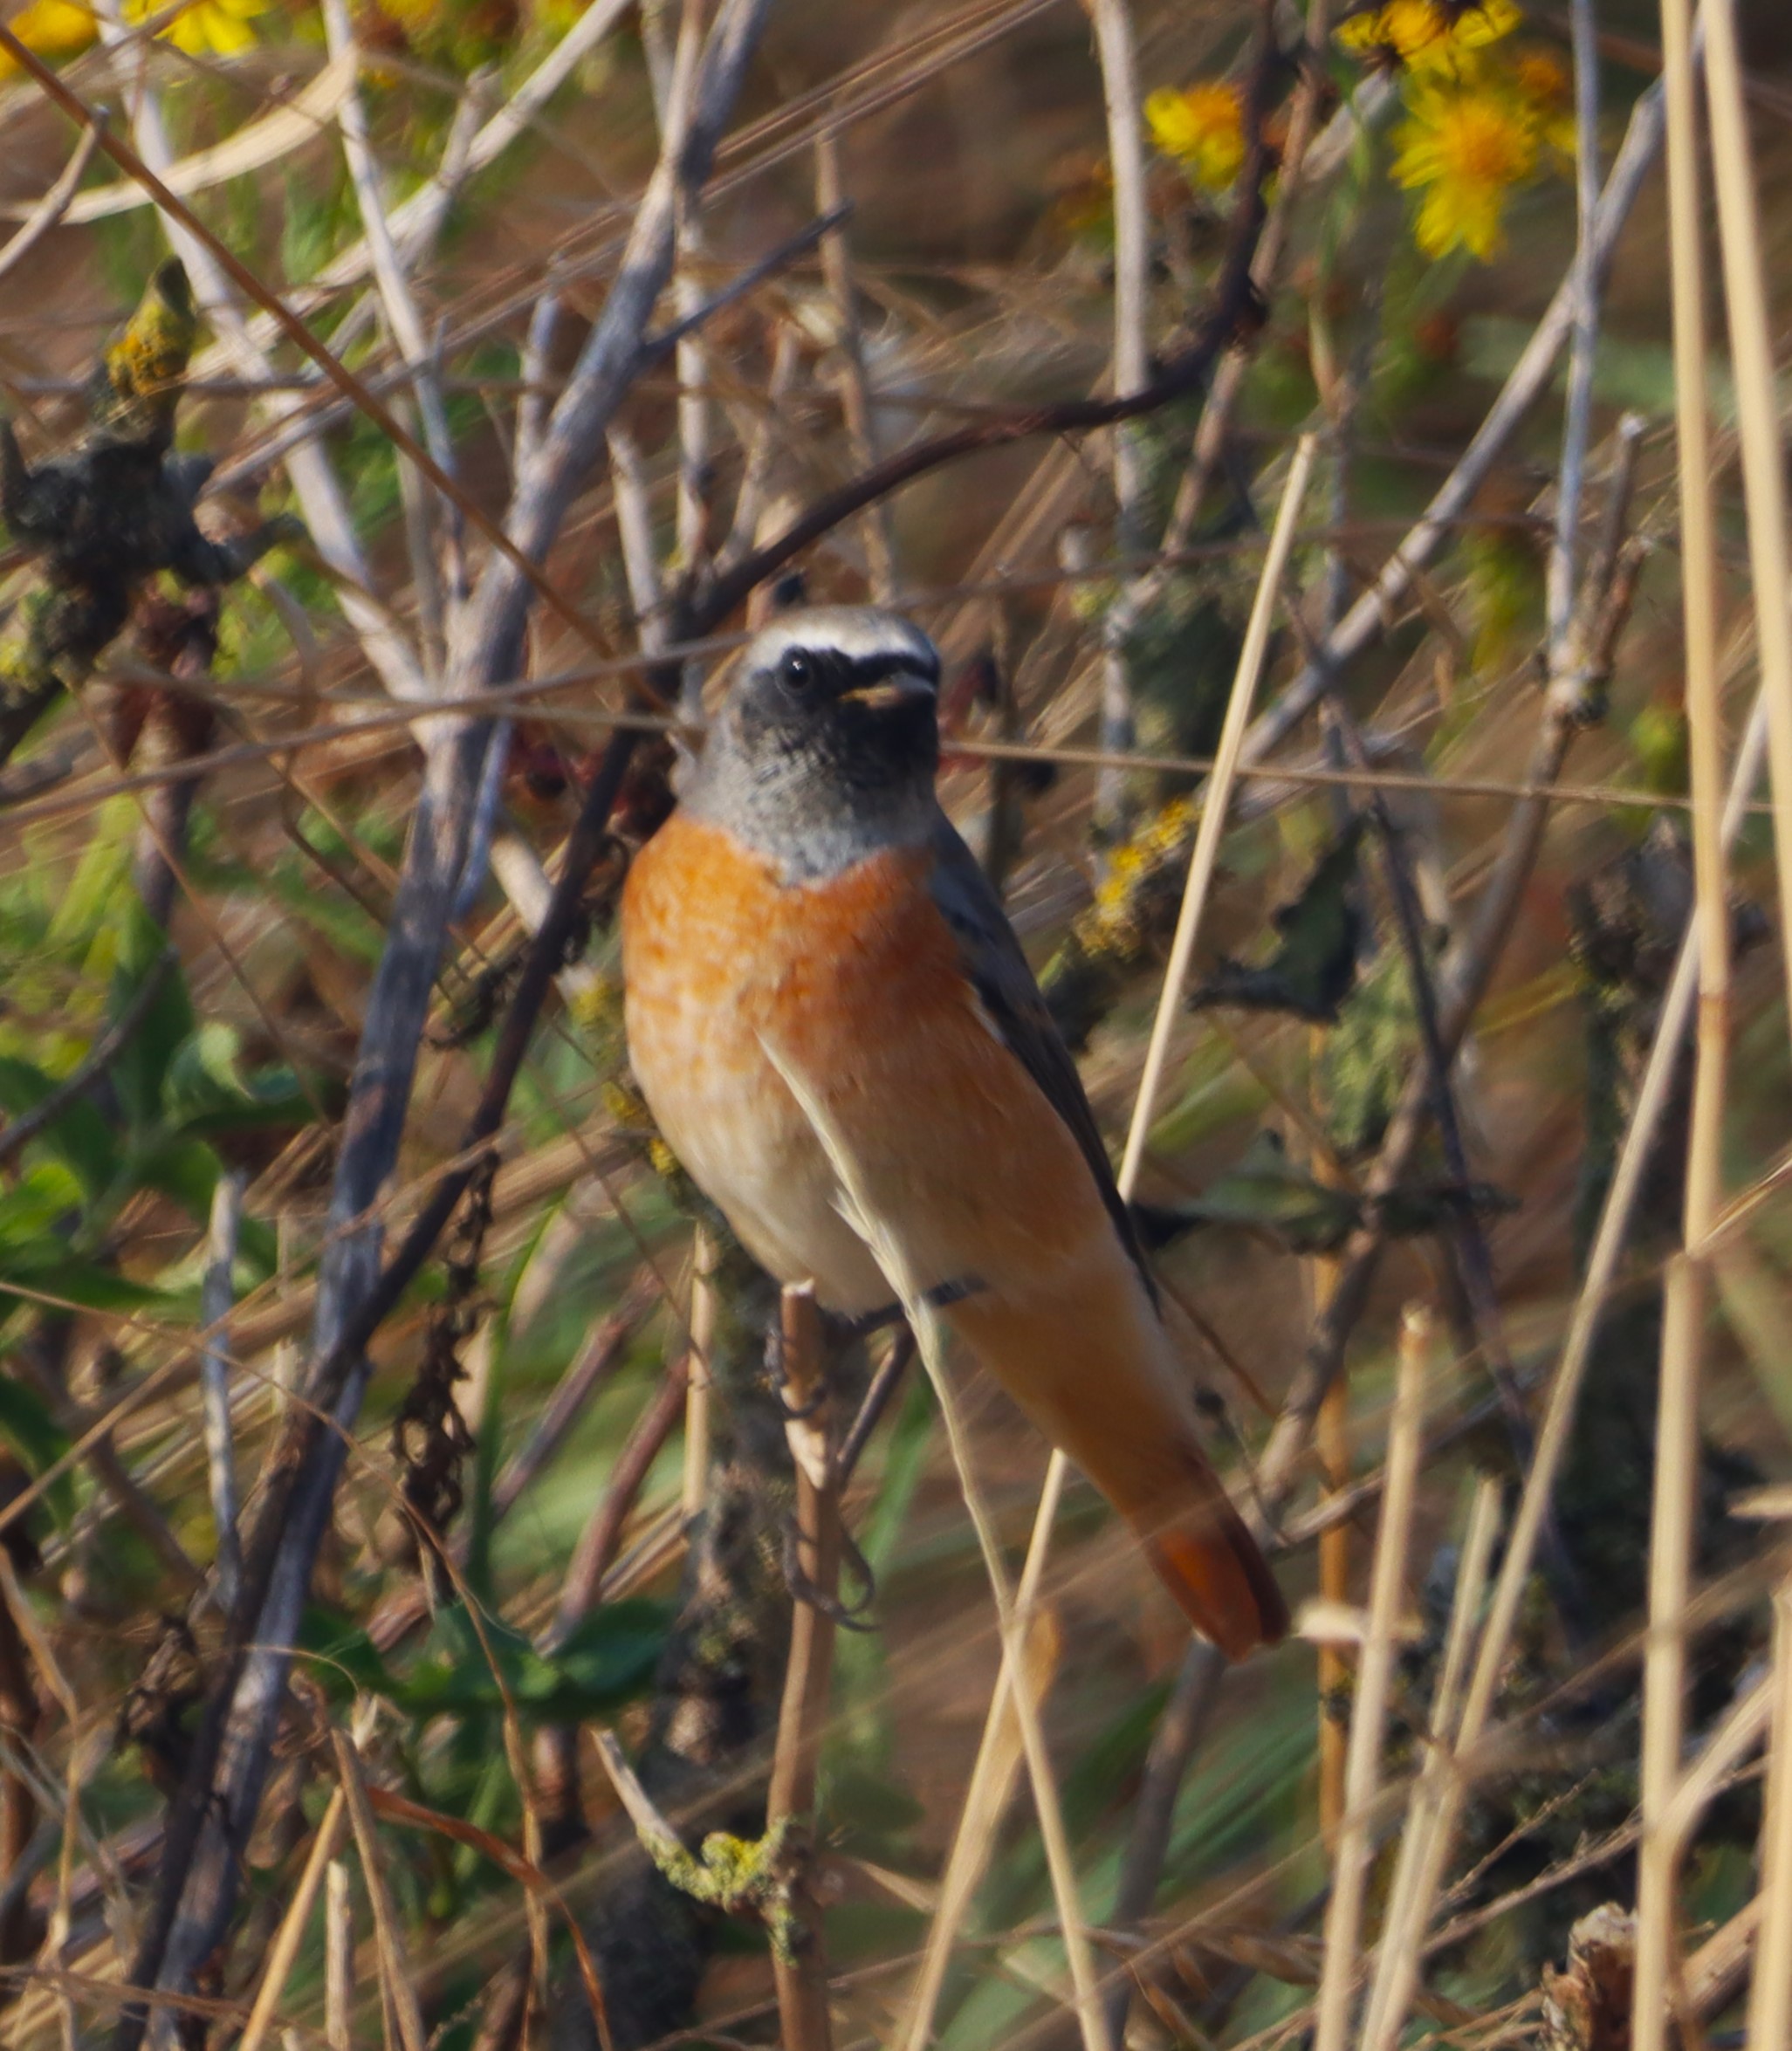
[1191,820,1367,1025]
[45,796,136,950]
[0,1161,85,1247]
[0,1247,182,1314]
[546,1602,669,1715]
[1462,313,1739,425]
[299,1608,400,1700]
[1136,1131,1515,1257]
[824,1761,927,1842]
[108,910,195,1133]
[162,1024,312,1142]
[0,1055,119,1200]
[0,1371,69,1476]
[1171,1131,1360,1254]
[134,1135,223,1222]
[395,1600,669,1724]
[0,1371,74,1525]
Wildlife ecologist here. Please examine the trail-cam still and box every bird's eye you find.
[780,648,813,687]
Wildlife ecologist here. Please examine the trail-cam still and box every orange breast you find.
[621,811,1121,1310]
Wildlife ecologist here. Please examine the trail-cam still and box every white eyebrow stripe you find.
[750,606,939,675]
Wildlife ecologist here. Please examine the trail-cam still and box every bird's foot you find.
[781,1514,878,1630]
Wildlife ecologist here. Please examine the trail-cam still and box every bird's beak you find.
[841,669,937,711]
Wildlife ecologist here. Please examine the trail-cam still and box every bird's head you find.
[689,607,943,878]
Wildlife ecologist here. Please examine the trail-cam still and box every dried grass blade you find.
[1313,1302,1431,2051]
[235,1790,347,2051]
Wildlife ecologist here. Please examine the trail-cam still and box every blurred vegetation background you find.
[1,2,1791,2048]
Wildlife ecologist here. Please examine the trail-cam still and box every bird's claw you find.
[780,1515,877,1630]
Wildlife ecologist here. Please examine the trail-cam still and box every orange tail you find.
[1133,1483,1288,1661]
[945,1282,1288,1659]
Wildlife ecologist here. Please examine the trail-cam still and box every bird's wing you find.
[926,815,1156,1302]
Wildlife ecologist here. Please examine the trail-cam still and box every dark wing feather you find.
[926,816,1157,1303]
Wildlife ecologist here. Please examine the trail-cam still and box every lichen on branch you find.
[0,257,300,759]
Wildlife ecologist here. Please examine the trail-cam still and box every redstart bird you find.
[621,607,1287,1657]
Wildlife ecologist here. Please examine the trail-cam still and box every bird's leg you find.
[766,1277,984,1412]
[766,1300,889,1416]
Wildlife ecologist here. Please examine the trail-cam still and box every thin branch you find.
[1100,1639,1226,2041]
[0,114,106,286]
[1235,74,1667,772]
[1747,1588,1792,2051]
[319,0,460,600]
[713,319,800,577]
[234,1790,347,2051]
[1083,0,1150,838]
[1118,436,1320,1190]
[1543,0,1603,658]
[816,126,896,601]
[515,278,564,481]
[492,1279,658,1521]
[326,1856,354,2051]
[1312,1302,1429,2051]
[681,1229,717,1524]
[1318,689,1533,1456]
[836,1327,913,1485]
[766,1285,839,2051]
[903,1306,1115,2051]
[1636,0,1726,2028]
[608,422,669,650]
[543,1351,690,1652]
[332,1726,428,2051]
[197,1173,244,1616]
[1704,0,1792,1044]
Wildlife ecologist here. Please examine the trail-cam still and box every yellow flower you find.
[1509,44,1578,154]
[1509,45,1568,103]
[1392,73,1540,259]
[0,0,98,75]
[124,0,263,59]
[1146,80,1246,191]
[1336,0,1521,74]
